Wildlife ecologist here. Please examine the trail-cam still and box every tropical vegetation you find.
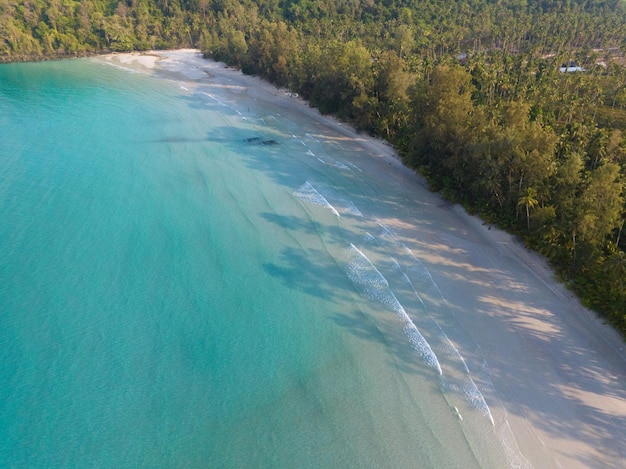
[2,0,625,335]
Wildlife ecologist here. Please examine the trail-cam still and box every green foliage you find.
[2,0,626,336]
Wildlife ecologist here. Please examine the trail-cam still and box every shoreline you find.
[101,49,626,468]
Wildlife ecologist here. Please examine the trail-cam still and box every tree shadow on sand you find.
[436,247,626,467]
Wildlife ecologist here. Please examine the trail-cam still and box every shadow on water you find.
[142,113,283,145]
[259,212,349,247]
[331,309,437,377]
[262,246,350,303]
[147,134,280,145]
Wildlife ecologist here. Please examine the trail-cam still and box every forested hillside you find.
[2,0,626,335]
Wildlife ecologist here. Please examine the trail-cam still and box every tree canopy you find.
[2,0,626,335]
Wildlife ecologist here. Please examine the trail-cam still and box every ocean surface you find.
[0,54,529,468]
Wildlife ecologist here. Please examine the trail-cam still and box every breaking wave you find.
[344,244,442,374]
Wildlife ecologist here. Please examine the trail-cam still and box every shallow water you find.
[0,55,528,467]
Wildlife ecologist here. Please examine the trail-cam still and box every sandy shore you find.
[101,50,626,468]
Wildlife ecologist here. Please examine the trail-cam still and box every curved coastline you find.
[100,49,626,468]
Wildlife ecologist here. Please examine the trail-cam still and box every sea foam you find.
[401,252,495,425]
[345,244,442,374]
[293,181,363,217]
[293,181,340,217]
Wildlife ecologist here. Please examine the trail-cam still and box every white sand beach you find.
[102,50,626,468]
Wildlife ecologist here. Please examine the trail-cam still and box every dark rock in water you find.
[244,137,262,144]
[243,136,279,145]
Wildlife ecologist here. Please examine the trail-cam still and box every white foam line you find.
[443,377,495,426]
[477,359,535,465]
[394,257,470,369]
[395,260,471,375]
[315,184,362,217]
[327,156,352,171]
[401,271,427,309]
[312,185,340,218]
[297,182,362,217]
[377,221,397,242]
[403,244,450,301]
[200,91,228,107]
[467,376,495,426]
[343,200,363,217]
[363,232,376,243]
[498,418,536,468]
[346,161,362,172]
[346,244,442,375]
[293,182,340,217]
[439,330,470,374]
[389,253,497,426]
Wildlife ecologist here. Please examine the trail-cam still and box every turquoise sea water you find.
[0,56,524,467]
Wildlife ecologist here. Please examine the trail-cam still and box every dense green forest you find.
[2,0,626,335]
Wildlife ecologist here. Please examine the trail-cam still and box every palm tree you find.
[518,187,539,231]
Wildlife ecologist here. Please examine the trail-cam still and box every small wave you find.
[294,182,362,217]
[315,155,348,171]
[343,201,362,217]
[363,232,376,244]
[293,182,340,217]
[200,92,228,107]
[387,253,496,425]
[345,161,362,172]
[314,183,362,217]
[392,257,471,374]
[442,376,495,426]
[326,157,351,171]
[401,244,451,303]
[498,420,535,469]
[345,244,442,374]
[376,221,397,243]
